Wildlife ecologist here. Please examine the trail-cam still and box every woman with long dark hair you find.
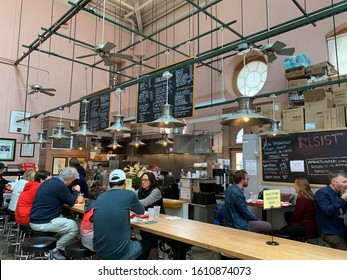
[137,171,166,259]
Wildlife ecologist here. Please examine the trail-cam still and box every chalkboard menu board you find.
[261,129,347,185]
[137,64,195,123]
[79,93,110,132]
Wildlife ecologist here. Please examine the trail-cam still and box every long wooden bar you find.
[131,215,347,260]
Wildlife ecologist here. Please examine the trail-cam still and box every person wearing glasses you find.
[93,169,150,260]
[137,171,166,260]
[224,169,271,233]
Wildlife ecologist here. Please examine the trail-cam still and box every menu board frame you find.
[136,59,195,124]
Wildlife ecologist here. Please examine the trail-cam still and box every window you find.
[327,33,347,74]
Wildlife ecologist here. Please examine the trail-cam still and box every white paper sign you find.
[290,160,305,172]
[9,110,31,134]
[245,160,257,175]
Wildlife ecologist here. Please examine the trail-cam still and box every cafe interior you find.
[1,0,347,260]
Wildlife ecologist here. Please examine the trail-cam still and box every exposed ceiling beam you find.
[133,0,143,33]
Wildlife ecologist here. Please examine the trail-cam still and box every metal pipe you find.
[17,1,347,122]
[292,0,316,26]
[14,0,93,65]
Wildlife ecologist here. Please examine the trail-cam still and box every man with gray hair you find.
[315,172,347,251]
[30,167,81,260]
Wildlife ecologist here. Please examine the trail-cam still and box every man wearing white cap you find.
[93,169,151,260]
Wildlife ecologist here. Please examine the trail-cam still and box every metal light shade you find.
[220,96,273,127]
[71,121,97,137]
[32,131,51,144]
[107,137,123,150]
[128,136,146,148]
[259,120,288,138]
[104,115,131,133]
[48,123,70,140]
[148,104,186,128]
[17,134,32,144]
[156,133,174,147]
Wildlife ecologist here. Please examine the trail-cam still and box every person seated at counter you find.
[93,169,150,260]
[224,169,271,234]
[136,171,166,260]
[30,167,80,260]
[274,178,317,240]
[315,172,347,251]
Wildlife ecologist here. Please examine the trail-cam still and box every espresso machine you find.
[213,168,231,193]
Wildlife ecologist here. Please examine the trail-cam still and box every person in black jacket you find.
[0,162,11,204]
[69,158,86,178]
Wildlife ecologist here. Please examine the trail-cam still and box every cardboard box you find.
[333,88,347,106]
[324,107,346,129]
[288,78,308,89]
[305,61,337,77]
[254,103,283,121]
[303,89,333,130]
[285,66,306,80]
[283,107,305,132]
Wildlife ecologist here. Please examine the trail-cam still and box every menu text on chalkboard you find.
[137,64,195,123]
[79,93,110,132]
[261,129,347,185]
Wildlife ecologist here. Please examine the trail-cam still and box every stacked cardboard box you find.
[251,103,283,133]
[282,107,305,132]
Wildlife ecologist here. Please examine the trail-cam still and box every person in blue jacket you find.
[315,172,347,251]
[224,169,271,233]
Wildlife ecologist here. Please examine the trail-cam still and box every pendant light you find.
[104,88,131,133]
[72,99,97,137]
[92,139,103,150]
[107,135,123,150]
[17,134,33,144]
[155,132,174,147]
[128,127,145,148]
[220,96,273,127]
[32,115,50,144]
[259,120,288,137]
[48,107,70,140]
[148,71,186,128]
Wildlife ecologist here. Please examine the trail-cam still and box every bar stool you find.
[22,237,57,260]
[64,241,95,260]
[14,224,33,260]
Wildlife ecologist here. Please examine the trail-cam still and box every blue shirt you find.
[315,185,346,238]
[223,184,258,230]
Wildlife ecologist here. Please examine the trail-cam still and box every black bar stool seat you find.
[22,237,57,258]
[65,241,95,259]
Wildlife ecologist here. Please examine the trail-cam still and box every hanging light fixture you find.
[220,96,273,127]
[148,71,186,128]
[259,120,288,137]
[48,107,70,140]
[155,133,174,147]
[17,134,32,144]
[128,127,145,148]
[104,88,131,133]
[107,136,123,150]
[72,99,97,137]
[92,139,103,150]
[32,115,50,144]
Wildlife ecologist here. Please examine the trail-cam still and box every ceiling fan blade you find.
[76,53,98,59]
[109,52,133,61]
[40,90,55,96]
[103,56,114,66]
[267,53,277,63]
[277,47,295,56]
[41,88,56,92]
[103,41,116,52]
[28,90,36,95]
[74,43,95,51]
[271,40,287,51]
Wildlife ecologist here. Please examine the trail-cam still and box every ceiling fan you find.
[259,0,295,63]
[76,0,133,66]
[260,40,295,63]
[28,37,56,96]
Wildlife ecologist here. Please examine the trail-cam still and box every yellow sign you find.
[125,179,133,190]
[263,189,281,209]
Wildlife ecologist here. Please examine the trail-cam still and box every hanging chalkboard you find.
[79,92,110,132]
[261,129,347,185]
[136,64,195,123]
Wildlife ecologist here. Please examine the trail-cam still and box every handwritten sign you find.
[261,129,347,184]
[125,179,133,190]
[263,189,281,209]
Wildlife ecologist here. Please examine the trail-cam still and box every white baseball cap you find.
[109,169,126,183]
